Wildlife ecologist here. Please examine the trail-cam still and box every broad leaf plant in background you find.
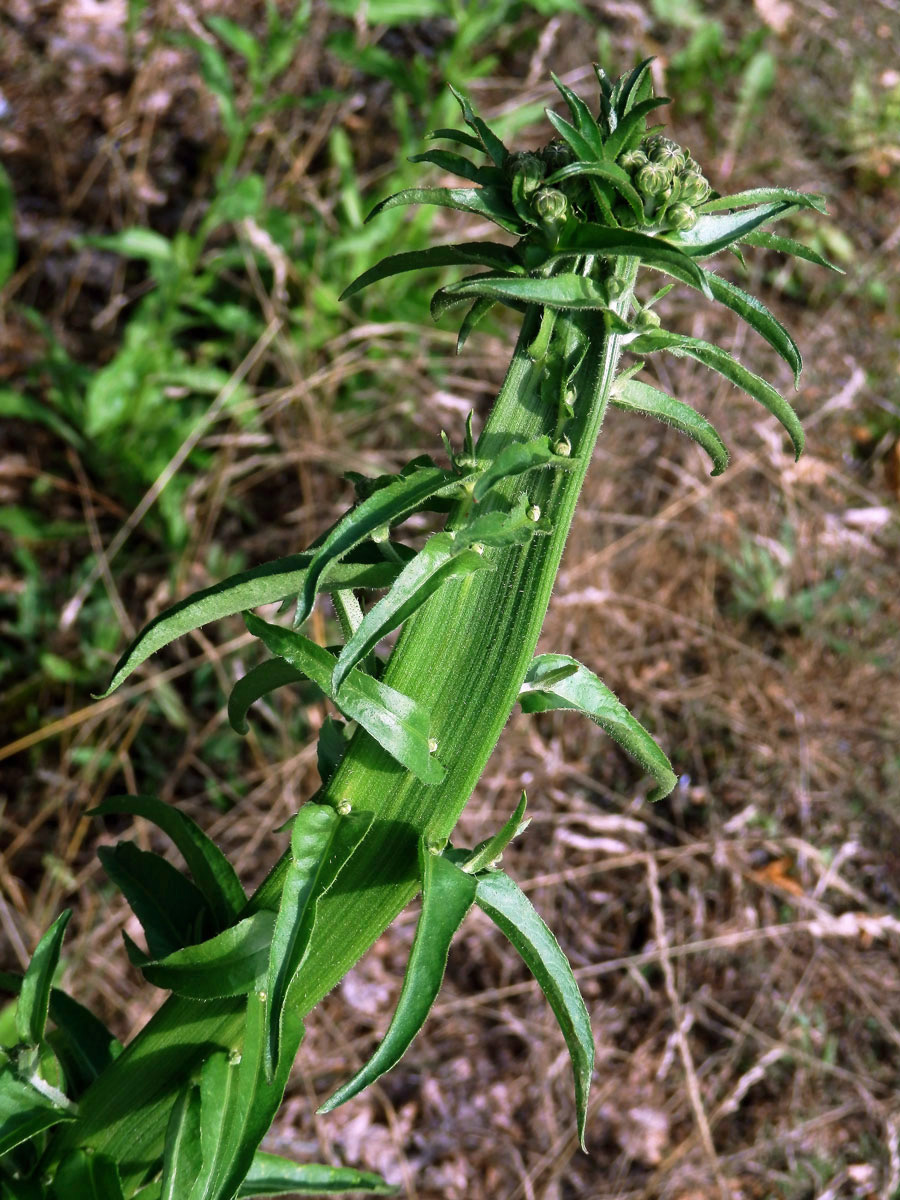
[1,62,838,1198]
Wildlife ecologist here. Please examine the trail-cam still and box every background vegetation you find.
[2,0,899,1195]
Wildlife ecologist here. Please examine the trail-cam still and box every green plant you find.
[1,63,834,1197]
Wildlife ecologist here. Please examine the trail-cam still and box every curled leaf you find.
[611,377,730,476]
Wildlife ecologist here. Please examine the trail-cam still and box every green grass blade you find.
[333,533,492,693]
[474,869,594,1150]
[318,842,476,1113]
[0,1067,75,1158]
[228,659,306,735]
[611,378,730,476]
[627,329,805,459]
[129,914,276,1000]
[90,796,245,928]
[0,163,18,289]
[740,230,845,271]
[161,1086,202,1200]
[699,187,827,214]
[98,844,212,960]
[50,1150,125,1200]
[366,187,522,234]
[519,653,677,801]
[237,1151,397,1196]
[16,910,71,1047]
[339,243,522,300]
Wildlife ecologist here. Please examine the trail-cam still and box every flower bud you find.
[618,148,648,173]
[505,151,546,195]
[677,171,711,205]
[666,201,699,231]
[635,307,661,329]
[532,187,568,225]
[540,139,574,172]
[637,162,671,197]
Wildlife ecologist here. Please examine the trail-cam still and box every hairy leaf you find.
[698,270,802,385]
[461,791,529,874]
[611,377,730,476]
[699,187,827,214]
[16,910,71,1047]
[127,913,276,999]
[602,96,670,160]
[519,653,677,801]
[448,85,508,166]
[366,187,522,234]
[435,272,632,316]
[740,229,844,271]
[553,223,711,295]
[669,201,801,258]
[456,296,496,352]
[426,126,484,153]
[545,107,600,165]
[473,435,561,503]
[407,149,505,187]
[459,495,550,546]
[318,841,477,1113]
[474,870,594,1149]
[550,74,606,158]
[237,1152,397,1196]
[545,160,644,222]
[339,242,522,301]
[228,658,307,735]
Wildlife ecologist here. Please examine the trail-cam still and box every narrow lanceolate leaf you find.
[98,548,409,698]
[266,805,373,1078]
[46,990,122,1097]
[366,187,522,234]
[246,614,444,784]
[435,273,631,316]
[601,96,670,161]
[339,242,522,301]
[457,296,496,352]
[462,791,529,874]
[318,841,477,1113]
[611,378,730,477]
[550,74,606,158]
[740,229,844,271]
[473,435,562,503]
[296,463,460,628]
[519,653,677,802]
[333,533,492,692]
[448,84,508,167]
[697,270,802,385]
[0,1066,75,1158]
[161,1085,202,1200]
[189,993,305,1200]
[407,149,505,187]
[473,870,594,1150]
[627,329,805,459]
[98,843,213,960]
[459,495,550,547]
[427,126,485,154]
[127,913,276,999]
[668,202,800,259]
[545,108,601,165]
[90,795,245,929]
[228,658,307,735]
[237,1151,396,1196]
[545,161,644,222]
[50,1150,126,1200]
[16,909,71,1047]
[699,187,827,214]
[553,223,711,296]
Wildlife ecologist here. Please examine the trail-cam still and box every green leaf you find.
[519,653,677,802]
[237,1151,397,1196]
[90,796,245,929]
[544,107,598,164]
[80,228,175,269]
[473,435,560,503]
[228,658,306,735]
[448,85,508,167]
[161,1085,202,1200]
[0,162,18,289]
[339,242,521,301]
[474,870,594,1150]
[366,187,522,234]
[545,161,644,222]
[427,127,485,154]
[245,614,444,784]
[127,913,276,999]
[317,717,348,786]
[296,463,459,628]
[458,495,549,547]
[456,296,496,352]
[50,1149,125,1200]
[333,533,492,692]
[318,841,476,1113]
[611,378,730,476]
[407,149,505,187]
[188,992,304,1200]
[699,187,827,214]
[626,329,805,459]
[97,843,213,959]
[435,273,633,317]
[461,791,529,874]
[16,910,71,1047]
[602,96,670,160]
[266,805,373,1078]
[98,547,410,698]
[698,270,802,385]
[205,15,260,66]
[553,223,711,296]
[740,230,845,272]
[668,201,800,258]
[0,1065,75,1158]
[550,74,606,158]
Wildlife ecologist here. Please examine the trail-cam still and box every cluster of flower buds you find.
[504,141,580,232]
[617,135,711,232]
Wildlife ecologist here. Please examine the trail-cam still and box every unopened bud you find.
[636,308,662,330]
[533,187,568,225]
[505,151,545,195]
[540,138,574,172]
[337,799,352,815]
[553,435,572,457]
[618,148,648,173]
[666,201,699,231]
[636,162,672,197]
[677,171,711,205]
[526,504,541,521]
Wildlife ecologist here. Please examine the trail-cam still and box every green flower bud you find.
[635,307,662,329]
[505,151,546,195]
[532,187,568,225]
[637,162,671,196]
[618,148,648,173]
[677,171,711,205]
[540,139,575,172]
[666,201,699,231]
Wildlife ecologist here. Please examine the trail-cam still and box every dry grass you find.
[2,1,900,1196]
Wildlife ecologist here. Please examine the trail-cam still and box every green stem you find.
[53,263,639,1191]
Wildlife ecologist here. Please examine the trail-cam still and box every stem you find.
[54,264,639,1190]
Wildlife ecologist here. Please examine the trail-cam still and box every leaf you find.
[366,187,522,234]
[50,1150,125,1200]
[188,992,304,1200]
[16,910,71,1047]
[160,1085,202,1200]
[318,841,477,1113]
[456,296,496,352]
[98,546,410,698]
[407,149,505,187]
[266,805,373,1078]
[473,435,559,503]
[80,228,175,268]
[448,85,508,166]
[602,96,670,160]
[90,796,245,929]
[611,377,730,476]
[228,658,306,735]
[668,201,801,258]
[461,791,529,874]
[519,653,677,802]
[553,223,711,296]
[474,870,594,1149]
[545,161,644,222]
[697,270,802,385]
[544,107,599,165]
[339,242,522,300]
[0,162,18,289]
[333,533,492,692]
[458,495,549,546]
[205,15,260,65]
[245,614,443,784]
[427,127,485,154]
[296,463,460,628]
[128,913,276,999]
[550,74,606,158]
[237,1151,397,1196]
[317,717,348,785]
[435,273,632,316]
[45,990,122,1097]
[0,1065,75,1158]
[740,229,845,271]
[699,187,827,214]
[626,329,804,459]
[98,843,213,959]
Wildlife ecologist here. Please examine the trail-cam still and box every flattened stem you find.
[53,261,640,1186]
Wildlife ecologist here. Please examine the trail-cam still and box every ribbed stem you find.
[53,264,638,1191]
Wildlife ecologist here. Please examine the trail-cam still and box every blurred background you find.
[1,1,899,1195]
